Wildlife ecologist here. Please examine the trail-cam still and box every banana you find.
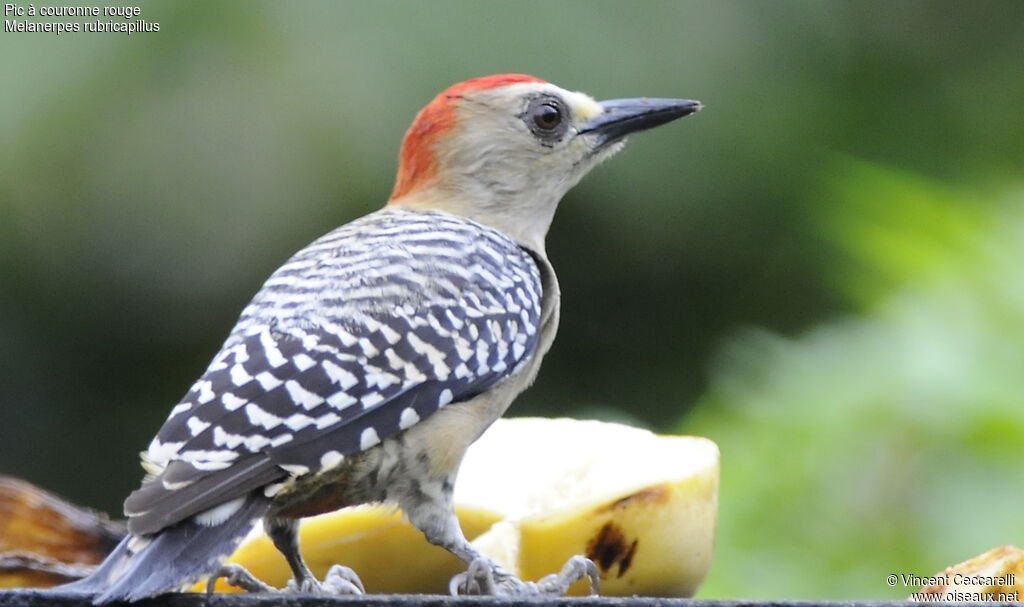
[204,417,719,596]
[207,505,501,594]
[913,545,1024,602]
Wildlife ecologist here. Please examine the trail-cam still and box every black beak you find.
[579,98,702,146]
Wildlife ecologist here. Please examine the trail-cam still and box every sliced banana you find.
[913,545,1024,601]
[205,417,719,596]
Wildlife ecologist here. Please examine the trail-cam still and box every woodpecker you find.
[61,74,701,602]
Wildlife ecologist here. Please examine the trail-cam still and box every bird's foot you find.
[536,556,601,595]
[207,564,276,595]
[450,555,599,596]
[208,563,364,596]
[284,565,365,595]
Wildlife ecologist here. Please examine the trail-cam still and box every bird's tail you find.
[59,494,269,604]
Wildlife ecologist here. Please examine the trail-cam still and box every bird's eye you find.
[522,96,570,145]
[533,103,562,130]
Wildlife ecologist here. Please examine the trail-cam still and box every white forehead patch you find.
[561,89,603,123]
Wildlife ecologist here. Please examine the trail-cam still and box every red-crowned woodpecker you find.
[61,74,701,602]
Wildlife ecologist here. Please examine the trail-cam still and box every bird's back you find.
[130,207,544,534]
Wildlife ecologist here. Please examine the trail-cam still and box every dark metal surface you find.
[0,591,1008,607]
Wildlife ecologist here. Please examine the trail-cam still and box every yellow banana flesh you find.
[200,418,719,596]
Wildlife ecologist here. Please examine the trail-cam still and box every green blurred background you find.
[2,0,1023,598]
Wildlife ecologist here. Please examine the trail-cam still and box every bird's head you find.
[388,74,701,253]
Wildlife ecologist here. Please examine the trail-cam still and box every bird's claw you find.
[449,558,506,595]
[279,565,364,595]
[450,555,599,596]
[209,563,364,596]
[207,564,277,595]
[322,564,366,594]
[537,555,601,595]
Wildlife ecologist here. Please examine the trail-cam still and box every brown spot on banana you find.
[599,485,670,512]
[586,522,638,578]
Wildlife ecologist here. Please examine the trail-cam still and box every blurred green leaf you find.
[817,158,994,307]
[686,165,1024,598]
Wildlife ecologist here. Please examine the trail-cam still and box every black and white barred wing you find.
[125,209,542,535]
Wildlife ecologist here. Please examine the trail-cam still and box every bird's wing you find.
[124,209,542,535]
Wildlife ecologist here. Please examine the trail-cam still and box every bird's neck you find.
[388,186,558,256]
